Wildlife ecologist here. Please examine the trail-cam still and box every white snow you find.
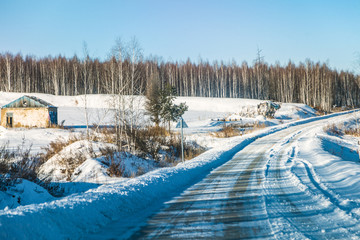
[1,92,360,239]
[0,179,54,210]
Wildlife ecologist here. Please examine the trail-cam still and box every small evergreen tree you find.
[146,83,188,133]
[160,85,188,133]
[145,75,162,126]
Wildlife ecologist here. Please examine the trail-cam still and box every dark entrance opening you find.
[6,113,13,127]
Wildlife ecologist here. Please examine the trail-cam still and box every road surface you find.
[130,116,360,239]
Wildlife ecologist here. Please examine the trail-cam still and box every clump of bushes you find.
[134,126,205,163]
[39,134,82,163]
[214,125,240,138]
[344,128,360,137]
[96,125,205,168]
[0,142,39,191]
[134,126,169,160]
[58,152,87,181]
[323,123,360,137]
[99,147,125,177]
[213,122,267,138]
[324,124,343,136]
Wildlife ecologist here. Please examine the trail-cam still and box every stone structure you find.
[0,95,58,128]
[257,101,281,118]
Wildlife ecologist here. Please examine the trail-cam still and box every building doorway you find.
[6,112,13,127]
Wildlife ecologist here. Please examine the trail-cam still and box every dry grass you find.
[214,122,267,138]
[324,124,343,136]
[47,123,64,129]
[214,125,240,138]
[144,126,170,137]
[107,161,124,177]
[13,123,23,128]
[313,107,327,116]
[246,122,267,133]
[95,127,116,143]
[168,134,206,161]
[39,134,83,163]
[58,152,87,181]
[99,149,125,177]
[324,123,360,137]
[0,143,39,191]
[38,133,91,181]
[95,125,204,165]
[184,146,205,160]
[134,126,170,161]
[98,147,127,177]
[344,128,360,137]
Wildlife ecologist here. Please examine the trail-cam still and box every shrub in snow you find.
[58,151,87,181]
[214,125,241,138]
[39,134,83,163]
[324,124,343,136]
[38,140,105,182]
[0,142,39,191]
[99,149,124,177]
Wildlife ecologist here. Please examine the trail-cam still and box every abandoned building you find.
[0,95,58,128]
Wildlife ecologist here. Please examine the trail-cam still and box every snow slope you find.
[0,92,315,128]
[0,180,54,211]
[0,92,318,191]
[3,92,359,239]
[0,109,357,239]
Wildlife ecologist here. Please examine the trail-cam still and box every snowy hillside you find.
[4,92,360,239]
[0,92,319,198]
[0,108,359,239]
[0,92,315,127]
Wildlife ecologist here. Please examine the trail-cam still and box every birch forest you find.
[0,45,359,112]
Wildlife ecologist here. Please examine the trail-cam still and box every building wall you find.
[0,108,50,128]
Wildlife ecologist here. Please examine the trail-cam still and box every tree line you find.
[0,42,359,111]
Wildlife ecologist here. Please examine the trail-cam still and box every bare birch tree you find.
[4,52,12,92]
[82,42,90,140]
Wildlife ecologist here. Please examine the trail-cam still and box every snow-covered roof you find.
[1,95,57,108]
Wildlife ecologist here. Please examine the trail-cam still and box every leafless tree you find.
[82,42,90,140]
[0,47,360,113]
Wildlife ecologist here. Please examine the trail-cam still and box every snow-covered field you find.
[1,92,360,239]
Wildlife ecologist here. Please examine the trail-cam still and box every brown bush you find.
[324,123,360,136]
[185,146,205,160]
[100,150,125,177]
[324,124,343,136]
[134,126,169,161]
[96,127,116,143]
[246,122,267,134]
[145,126,170,137]
[0,142,15,164]
[40,134,83,163]
[166,135,205,162]
[98,125,205,170]
[108,161,124,177]
[214,125,240,138]
[344,128,360,137]
[58,152,87,181]
[0,143,39,190]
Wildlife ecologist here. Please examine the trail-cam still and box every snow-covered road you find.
[130,117,360,239]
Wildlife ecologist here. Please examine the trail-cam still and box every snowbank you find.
[0,180,54,211]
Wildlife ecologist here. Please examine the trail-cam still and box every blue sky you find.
[1,0,359,72]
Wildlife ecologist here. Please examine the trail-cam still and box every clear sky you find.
[1,0,359,72]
